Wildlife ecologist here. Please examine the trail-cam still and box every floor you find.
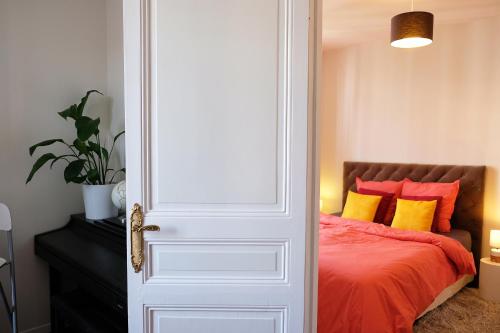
[414,288,500,333]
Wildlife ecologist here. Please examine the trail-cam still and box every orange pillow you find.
[401,180,460,232]
[356,177,404,225]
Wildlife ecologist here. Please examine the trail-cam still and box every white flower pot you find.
[82,184,118,220]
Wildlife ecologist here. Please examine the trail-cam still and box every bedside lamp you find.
[491,230,500,263]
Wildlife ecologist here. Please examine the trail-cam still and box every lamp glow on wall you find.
[491,230,500,263]
[391,0,434,48]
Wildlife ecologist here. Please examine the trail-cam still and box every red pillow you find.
[356,177,405,224]
[400,195,442,232]
[358,188,393,225]
[401,180,460,232]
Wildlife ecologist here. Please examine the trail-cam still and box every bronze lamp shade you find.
[391,11,434,48]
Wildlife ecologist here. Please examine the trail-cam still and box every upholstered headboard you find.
[343,161,486,286]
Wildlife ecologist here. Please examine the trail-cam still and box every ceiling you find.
[323,0,500,48]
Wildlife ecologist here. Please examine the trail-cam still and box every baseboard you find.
[20,323,50,333]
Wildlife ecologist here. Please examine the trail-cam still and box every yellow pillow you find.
[341,191,382,222]
[391,198,437,232]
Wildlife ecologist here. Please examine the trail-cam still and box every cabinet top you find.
[481,257,500,267]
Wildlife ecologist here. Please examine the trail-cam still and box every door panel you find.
[153,0,282,208]
[146,307,285,333]
[150,0,289,215]
[145,240,288,283]
[125,0,312,331]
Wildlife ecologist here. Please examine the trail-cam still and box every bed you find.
[318,162,485,333]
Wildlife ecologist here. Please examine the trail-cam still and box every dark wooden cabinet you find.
[35,215,127,332]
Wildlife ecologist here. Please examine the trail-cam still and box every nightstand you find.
[479,257,500,302]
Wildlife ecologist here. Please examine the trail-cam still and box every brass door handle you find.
[132,225,160,233]
[130,203,160,273]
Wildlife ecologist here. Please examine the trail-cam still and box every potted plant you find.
[26,90,125,220]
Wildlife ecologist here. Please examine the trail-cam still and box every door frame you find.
[304,0,321,332]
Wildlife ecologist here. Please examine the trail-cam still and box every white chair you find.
[0,203,18,333]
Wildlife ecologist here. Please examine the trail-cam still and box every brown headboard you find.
[343,161,485,286]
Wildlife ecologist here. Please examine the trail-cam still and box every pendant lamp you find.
[391,0,434,48]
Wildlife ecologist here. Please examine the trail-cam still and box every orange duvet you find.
[318,214,476,333]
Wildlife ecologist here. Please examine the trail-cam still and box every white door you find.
[124,0,315,332]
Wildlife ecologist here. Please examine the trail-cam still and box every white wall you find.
[0,1,123,331]
[106,0,125,165]
[321,15,500,258]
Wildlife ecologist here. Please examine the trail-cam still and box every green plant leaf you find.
[101,147,109,163]
[87,168,100,184]
[72,176,87,184]
[26,153,56,183]
[64,159,87,183]
[29,139,64,156]
[58,104,79,120]
[88,141,101,157]
[75,116,100,141]
[73,139,88,155]
[49,155,74,169]
[113,130,125,144]
[77,90,103,117]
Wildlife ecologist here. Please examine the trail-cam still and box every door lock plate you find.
[130,203,160,273]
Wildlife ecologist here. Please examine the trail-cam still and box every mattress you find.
[417,274,474,319]
[439,229,472,251]
[417,230,474,318]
